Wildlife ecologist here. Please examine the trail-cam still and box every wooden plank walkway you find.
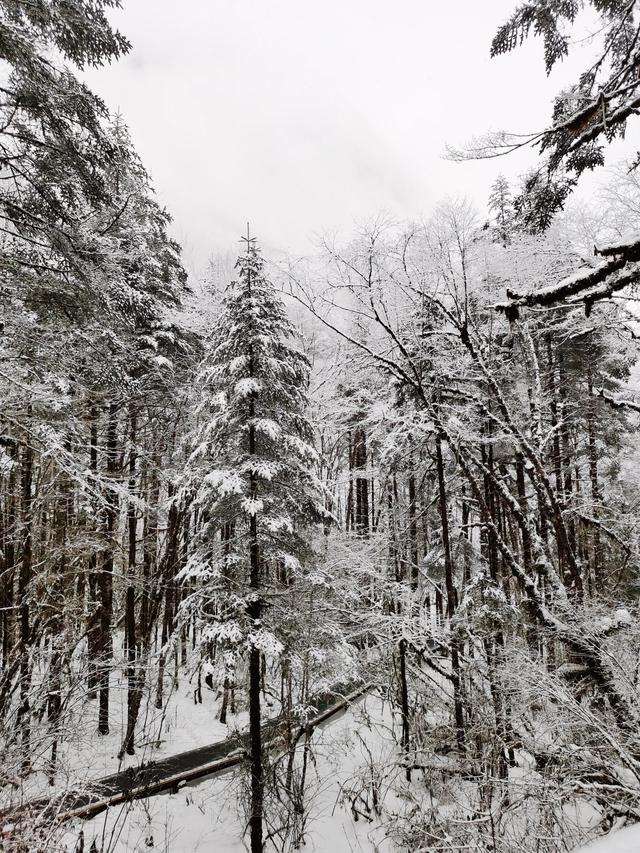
[3,680,374,828]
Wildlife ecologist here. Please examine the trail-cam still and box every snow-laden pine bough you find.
[494,233,640,319]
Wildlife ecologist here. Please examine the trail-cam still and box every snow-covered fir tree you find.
[180,232,327,852]
[487,174,514,246]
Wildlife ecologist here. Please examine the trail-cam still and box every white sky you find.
[84,1,636,276]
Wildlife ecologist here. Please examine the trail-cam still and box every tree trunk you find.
[435,430,465,752]
[353,426,370,536]
[120,407,142,758]
[408,465,418,590]
[248,264,264,853]
[18,436,34,770]
[98,403,118,735]
[1,445,16,670]
[586,365,602,591]
[87,406,100,698]
[398,637,411,780]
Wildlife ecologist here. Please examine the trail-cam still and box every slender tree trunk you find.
[458,473,468,559]
[370,450,376,532]
[120,407,142,758]
[18,436,33,770]
[435,430,465,751]
[408,465,418,590]
[141,452,160,649]
[87,406,100,698]
[398,637,411,780]
[353,425,370,535]
[48,646,62,784]
[48,447,71,783]
[1,446,16,670]
[546,337,564,500]
[558,355,578,579]
[345,432,354,533]
[98,403,117,735]
[248,289,264,853]
[586,365,602,590]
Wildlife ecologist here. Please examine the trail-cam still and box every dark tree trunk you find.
[398,637,411,781]
[155,484,179,710]
[345,432,354,533]
[120,407,142,758]
[586,365,602,591]
[370,450,376,532]
[247,271,264,853]
[408,465,418,590]
[435,430,465,752]
[546,337,564,501]
[353,426,370,535]
[48,447,71,783]
[1,446,16,670]
[98,403,118,735]
[87,406,100,698]
[141,452,160,648]
[18,437,34,770]
[558,354,579,579]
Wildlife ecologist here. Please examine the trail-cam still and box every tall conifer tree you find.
[181,230,325,852]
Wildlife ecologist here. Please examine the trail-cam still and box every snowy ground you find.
[10,653,634,853]
[13,655,253,803]
[61,694,396,853]
[573,824,640,853]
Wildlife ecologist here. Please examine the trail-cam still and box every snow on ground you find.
[16,652,254,802]
[573,823,640,853]
[62,694,396,853]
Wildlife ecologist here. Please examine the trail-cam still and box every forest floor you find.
[574,824,640,852]
[8,648,369,815]
[13,656,249,805]
[61,692,396,853]
[10,652,637,853]
[58,690,640,853]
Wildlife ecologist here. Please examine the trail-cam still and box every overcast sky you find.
[84,1,623,277]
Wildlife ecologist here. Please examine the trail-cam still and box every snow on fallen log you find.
[594,233,640,257]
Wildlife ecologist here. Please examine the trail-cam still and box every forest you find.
[3,1,640,852]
